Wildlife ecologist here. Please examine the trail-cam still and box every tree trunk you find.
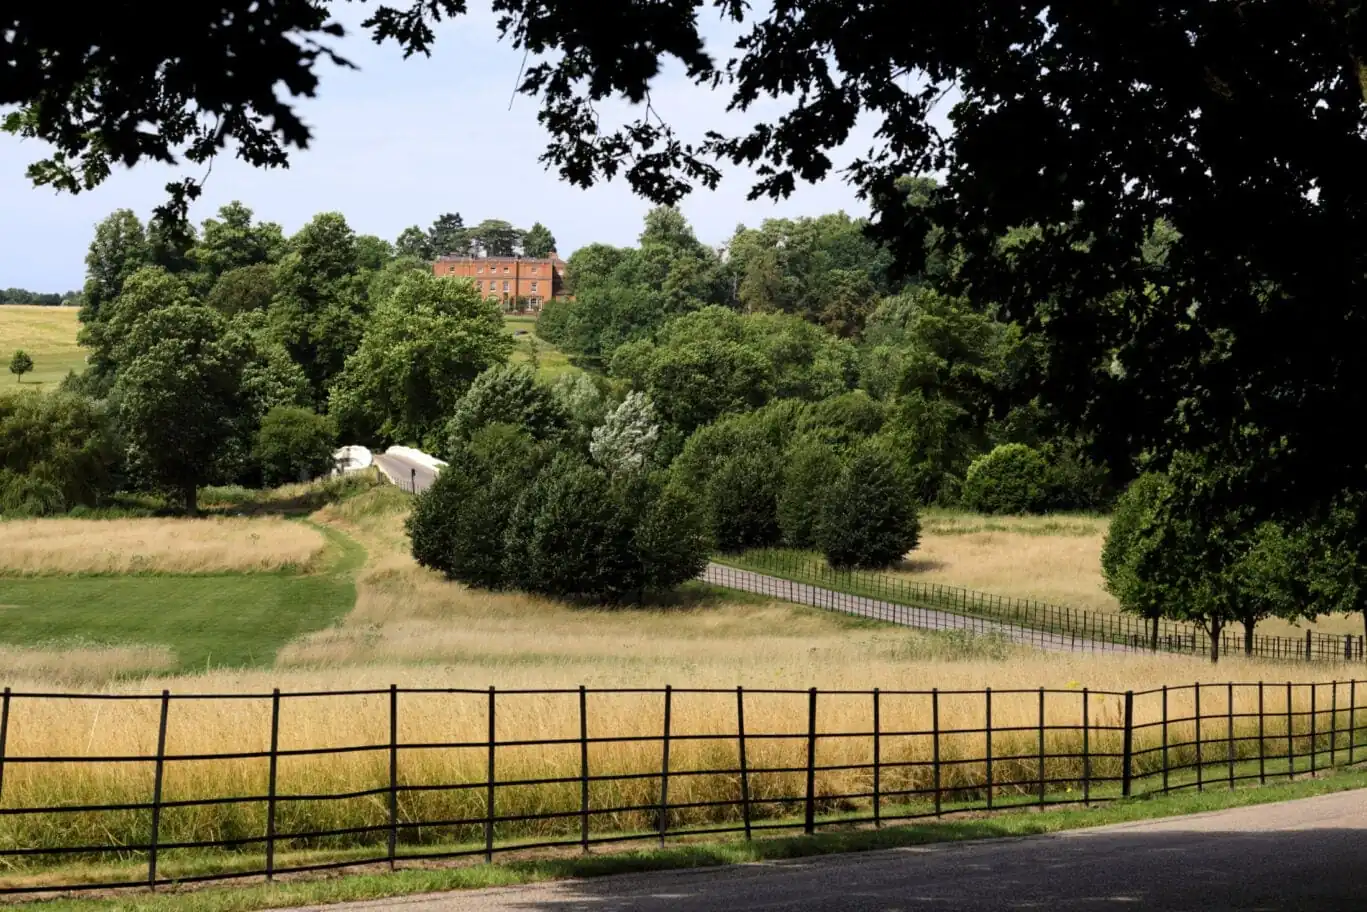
[183,482,198,517]
[1208,619,1223,664]
[1150,615,1159,652]
[1244,620,1255,656]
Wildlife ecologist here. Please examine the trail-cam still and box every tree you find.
[0,390,119,512]
[114,305,247,515]
[80,209,149,327]
[91,265,197,384]
[468,219,523,257]
[522,222,557,258]
[8,351,33,383]
[396,225,434,261]
[703,451,782,553]
[253,406,337,486]
[444,364,569,450]
[427,213,468,257]
[268,212,368,402]
[777,436,843,549]
[816,439,921,569]
[564,243,631,294]
[961,444,1051,515]
[354,235,395,272]
[329,271,512,446]
[192,201,284,279]
[205,263,277,316]
[1102,473,1172,652]
[590,391,659,474]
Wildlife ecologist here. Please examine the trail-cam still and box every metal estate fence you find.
[0,680,1363,894]
[717,553,1366,664]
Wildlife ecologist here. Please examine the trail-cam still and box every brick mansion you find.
[432,254,570,311]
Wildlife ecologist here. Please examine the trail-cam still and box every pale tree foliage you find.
[590,392,659,474]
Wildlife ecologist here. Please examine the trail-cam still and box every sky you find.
[0,5,878,293]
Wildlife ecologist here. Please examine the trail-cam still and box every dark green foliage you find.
[815,440,921,569]
[777,436,843,548]
[206,263,277,316]
[961,444,1051,515]
[1101,472,1171,630]
[0,390,119,515]
[1041,438,1112,512]
[795,391,886,450]
[8,350,33,382]
[411,434,709,601]
[253,406,337,486]
[445,364,569,452]
[704,451,781,553]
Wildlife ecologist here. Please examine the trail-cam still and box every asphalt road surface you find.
[704,564,1138,654]
[373,452,439,493]
[285,790,1367,911]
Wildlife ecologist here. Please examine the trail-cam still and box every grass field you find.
[504,313,575,379]
[0,478,1356,888]
[890,511,1365,639]
[0,305,85,387]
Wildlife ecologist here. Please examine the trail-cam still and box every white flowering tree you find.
[590,391,660,474]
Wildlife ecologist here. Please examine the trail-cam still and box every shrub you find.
[1041,437,1112,511]
[253,406,337,486]
[634,479,714,590]
[445,364,569,452]
[960,443,1050,514]
[815,440,921,569]
[409,425,547,587]
[0,390,119,513]
[777,436,843,548]
[0,470,65,517]
[704,450,782,552]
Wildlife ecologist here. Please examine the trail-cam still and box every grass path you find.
[0,522,365,674]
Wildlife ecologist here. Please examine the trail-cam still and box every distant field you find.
[504,312,575,379]
[0,305,85,387]
[787,510,1364,640]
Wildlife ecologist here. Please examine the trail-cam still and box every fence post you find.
[266,689,280,881]
[148,690,170,890]
[1121,691,1134,799]
[485,686,496,864]
[387,685,399,870]
[658,685,673,846]
[0,688,10,805]
[1351,680,1358,768]
[1347,636,1353,662]
[1310,684,1318,773]
[409,467,416,492]
[1082,688,1091,805]
[872,688,882,828]
[803,688,818,834]
[1030,687,1043,808]
[1287,681,1295,780]
[985,688,994,810]
[579,685,590,852]
[1331,681,1339,768]
[737,687,751,840]
[1227,683,1235,789]
[1160,686,1169,793]
[932,688,942,817]
[1258,682,1266,786]
[1195,683,1203,792]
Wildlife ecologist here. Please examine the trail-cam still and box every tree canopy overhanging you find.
[9,1,1367,517]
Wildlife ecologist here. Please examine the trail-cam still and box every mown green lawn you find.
[504,313,577,379]
[0,524,363,672]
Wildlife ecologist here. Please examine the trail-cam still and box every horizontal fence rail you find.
[0,680,1362,894]
[714,553,1365,665]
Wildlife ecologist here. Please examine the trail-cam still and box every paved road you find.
[704,564,1138,654]
[285,790,1367,911]
[374,452,439,493]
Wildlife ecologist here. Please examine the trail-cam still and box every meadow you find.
[0,305,85,388]
[504,313,575,379]
[0,479,1358,889]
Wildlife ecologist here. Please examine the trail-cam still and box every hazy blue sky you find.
[1,5,876,292]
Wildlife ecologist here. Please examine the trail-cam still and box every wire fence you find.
[0,679,1362,894]
[718,551,1365,664]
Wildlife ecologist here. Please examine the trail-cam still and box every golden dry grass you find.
[0,644,175,685]
[0,485,1358,877]
[902,511,1364,639]
[0,517,327,575]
